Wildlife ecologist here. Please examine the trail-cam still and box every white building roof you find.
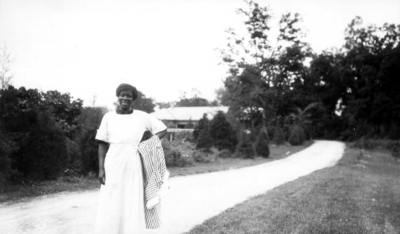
[150,106,229,121]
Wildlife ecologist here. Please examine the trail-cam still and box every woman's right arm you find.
[98,143,108,185]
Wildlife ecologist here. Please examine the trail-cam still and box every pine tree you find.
[288,125,305,146]
[273,127,285,145]
[255,127,270,157]
[209,111,236,151]
[196,123,213,150]
[235,130,256,159]
[193,114,209,140]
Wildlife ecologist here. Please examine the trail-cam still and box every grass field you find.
[185,147,400,234]
[0,141,312,204]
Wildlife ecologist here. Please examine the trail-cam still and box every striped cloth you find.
[138,136,168,229]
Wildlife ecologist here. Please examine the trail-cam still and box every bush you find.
[273,127,285,145]
[209,111,236,151]
[235,130,256,159]
[162,140,193,167]
[76,107,106,175]
[288,125,306,146]
[255,128,270,158]
[18,112,69,180]
[193,114,209,140]
[351,138,400,152]
[193,148,219,163]
[164,149,192,167]
[218,149,233,158]
[0,123,18,183]
[196,125,213,150]
[174,130,194,142]
[392,142,400,159]
[186,119,194,129]
[64,138,82,178]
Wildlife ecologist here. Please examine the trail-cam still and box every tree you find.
[196,121,213,150]
[18,111,68,180]
[176,97,210,107]
[273,126,285,145]
[288,125,305,146]
[0,121,18,182]
[215,87,231,106]
[193,114,209,140]
[0,45,13,90]
[75,106,107,174]
[220,1,311,134]
[254,127,270,157]
[132,90,156,113]
[186,119,194,129]
[209,111,236,151]
[41,90,83,139]
[339,17,400,139]
[176,88,214,107]
[235,129,256,158]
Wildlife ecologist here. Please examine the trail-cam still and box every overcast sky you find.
[1,0,399,108]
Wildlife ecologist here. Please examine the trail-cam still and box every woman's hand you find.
[98,169,106,185]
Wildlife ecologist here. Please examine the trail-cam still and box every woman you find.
[94,83,167,234]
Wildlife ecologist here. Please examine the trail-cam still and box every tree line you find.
[216,1,400,146]
[0,86,155,183]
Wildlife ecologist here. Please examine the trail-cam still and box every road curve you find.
[0,140,345,234]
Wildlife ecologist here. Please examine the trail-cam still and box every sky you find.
[1,0,399,108]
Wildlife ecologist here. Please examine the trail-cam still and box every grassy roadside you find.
[185,147,400,234]
[0,141,312,204]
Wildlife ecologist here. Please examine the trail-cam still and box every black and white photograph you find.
[1,0,399,233]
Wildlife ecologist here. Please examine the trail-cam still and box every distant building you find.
[150,106,229,129]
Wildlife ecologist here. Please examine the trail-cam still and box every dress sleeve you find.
[95,113,109,143]
[146,114,167,135]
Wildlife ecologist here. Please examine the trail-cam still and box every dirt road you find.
[0,141,345,234]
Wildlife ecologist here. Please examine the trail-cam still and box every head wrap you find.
[116,83,138,100]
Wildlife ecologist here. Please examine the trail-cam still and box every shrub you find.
[209,111,236,151]
[273,127,285,145]
[255,128,270,157]
[193,114,209,140]
[235,130,256,159]
[218,149,232,158]
[76,107,106,175]
[186,119,194,129]
[192,148,219,163]
[351,138,400,153]
[18,112,69,180]
[288,125,306,146]
[392,142,400,159]
[64,138,82,178]
[0,123,18,183]
[174,130,194,142]
[196,124,213,150]
[161,140,193,167]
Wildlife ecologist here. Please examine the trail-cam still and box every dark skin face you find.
[118,90,134,112]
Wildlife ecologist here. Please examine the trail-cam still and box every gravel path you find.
[0,140,345,234]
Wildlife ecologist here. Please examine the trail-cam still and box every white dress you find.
[94,110,167,234]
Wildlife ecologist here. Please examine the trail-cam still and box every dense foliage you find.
[0,86,83,181]
[209,111,236,151]
[219,1,400,144]
[0,85,155,182]
[255,127,270,157]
